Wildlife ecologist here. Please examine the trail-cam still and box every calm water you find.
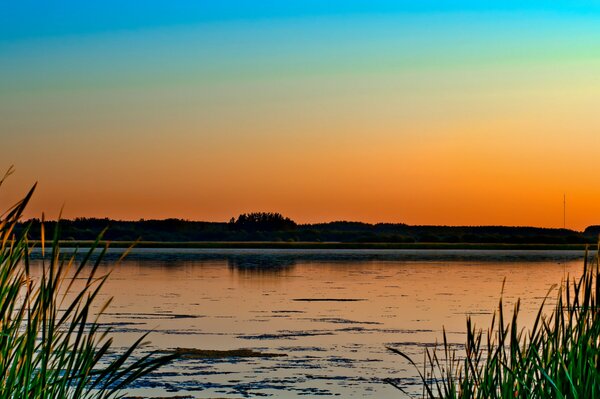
[31,249,586,398]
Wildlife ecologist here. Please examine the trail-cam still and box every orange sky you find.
[2,11,600,230]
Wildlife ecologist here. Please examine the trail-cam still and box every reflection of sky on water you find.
[28,249,584,398]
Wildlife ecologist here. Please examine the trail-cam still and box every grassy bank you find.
[29,241,599,251]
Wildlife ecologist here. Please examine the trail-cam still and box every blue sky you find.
[3,1,600,41]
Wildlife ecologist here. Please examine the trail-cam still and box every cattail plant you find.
[0,167,175,398]
[388,244,600,398]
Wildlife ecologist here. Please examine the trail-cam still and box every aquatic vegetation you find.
[166,348,287,359]
[293,298,366,302]
[0,169,175,398]
[388,246,600,398]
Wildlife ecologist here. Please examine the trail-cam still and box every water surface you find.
[30,249,585,398]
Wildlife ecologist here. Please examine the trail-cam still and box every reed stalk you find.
[389,244,600,398]
[0,168,175,398]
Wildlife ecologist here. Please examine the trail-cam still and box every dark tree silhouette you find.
[15,216,595,244]
[231,212,297,231]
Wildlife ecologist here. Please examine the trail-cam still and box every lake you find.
[30,249,587,398]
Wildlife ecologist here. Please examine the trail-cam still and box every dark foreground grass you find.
[0,170,175,397]
[388,245,600,398]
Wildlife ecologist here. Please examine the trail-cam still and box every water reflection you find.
[30,247,586,264]
[227,255,297,275]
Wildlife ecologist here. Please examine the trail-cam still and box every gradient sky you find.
[1,1,600,229]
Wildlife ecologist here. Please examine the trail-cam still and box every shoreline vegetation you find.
[388,247,600,398]
[28,240,600,251]
[17,212,600,246]
[0,171,175,397]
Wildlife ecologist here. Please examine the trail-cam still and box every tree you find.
[231,212,297,231]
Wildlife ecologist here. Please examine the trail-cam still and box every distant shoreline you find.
[29,241,600,251]
[18,218,599,246]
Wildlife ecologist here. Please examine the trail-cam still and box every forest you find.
[17,212,600,244]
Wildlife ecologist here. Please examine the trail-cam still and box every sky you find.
[1,1,600,229]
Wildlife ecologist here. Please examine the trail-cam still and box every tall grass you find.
[388,245,600,398]
[0,169,175,398]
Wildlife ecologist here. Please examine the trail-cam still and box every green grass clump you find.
[388,246,600,398]
[0,169,175,398]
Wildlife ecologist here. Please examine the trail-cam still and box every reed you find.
[388,244,600,398]
[0,168,175,398]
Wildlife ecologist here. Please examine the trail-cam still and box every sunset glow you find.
[2,1,600,229]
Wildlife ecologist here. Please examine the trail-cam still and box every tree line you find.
[16,212,600,244]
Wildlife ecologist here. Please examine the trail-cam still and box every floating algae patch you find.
[276,345,328,352]
[271,310,306,313]
[104,312,203,320]
[293,298,366,302]
[165,348,287,359]
[304,317,382,325]
[239,330,335,340]
[125,396,196,399]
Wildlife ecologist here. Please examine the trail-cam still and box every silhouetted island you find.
[17,212,600,246]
